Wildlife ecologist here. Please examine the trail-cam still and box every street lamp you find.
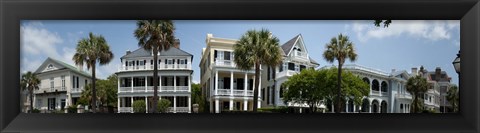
[451,50,460,113]
[452,51,460,74]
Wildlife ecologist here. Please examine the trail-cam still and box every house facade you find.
[421,67,454,112]
[199,34,260,113]
[260,34,320,109]
[32,57,91,112]
[116,42,193,113]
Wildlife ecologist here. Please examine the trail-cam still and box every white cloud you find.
[21,21,63,57]
[348,20,460,43]
[20,57,42,73]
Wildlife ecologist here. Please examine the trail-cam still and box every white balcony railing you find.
[118,107,133,113]
[119,86,190,93]
[294,51,308,59]
[277,70,299,78]
[215,59,235,67]
[215,89,253,96]
[71,88,82,93]
[118,64,192,72]
[396,93,412,99]
[36,86,66,93]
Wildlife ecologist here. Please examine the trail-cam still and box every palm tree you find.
[322,34,357,113]
[234,29,283,112]
[73,32,114,113]
[446,85,459,112]
[406,74,429,113]
[20,71,40,113]
[134,20,175,113]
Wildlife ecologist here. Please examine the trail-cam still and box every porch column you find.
[243,99,248,111]
[188,97,191,113]
[215,70,218,95]
[117,77,120,93]
[244,73,247,96]
[215,99,219,113]
[131,97,134,113]
[145,76,148,92]
[346,100,349,113]
[331,101,334,113]
[229,98,234,110]
[145,96,148,113]
[174,75,177,92]
[188,75,191,92]
[173,96,177,113]
[131,76,134,92]
[353,104,356,113]
[230,71,234,96]
[117,97,120,113]
[369,101,372,113]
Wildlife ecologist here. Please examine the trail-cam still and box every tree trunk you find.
[413,93,418,113]
[29,88,33,113]
[336,62,342,113]
[152,48,159,113]
[92,63,97,113]
[252,62,260,112]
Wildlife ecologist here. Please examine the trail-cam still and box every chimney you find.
[411,67,418,76]
[173,39,180,49]
[435,67,441,81]
[126,50,131,55]
[391,69,396,73]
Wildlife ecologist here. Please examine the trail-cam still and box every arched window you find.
[381,81,388,92]
[372,79,379,91]
[363,77,370,85]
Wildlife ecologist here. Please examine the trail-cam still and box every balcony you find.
[293,51,308,60]
[71,88,83,93]
[214,89,253,96]
[215,59,236,67]
[35,86,66,94]
[277,70,299,78]
[396,93,412,99]
[119,86,190,93]
[118,64,191,72]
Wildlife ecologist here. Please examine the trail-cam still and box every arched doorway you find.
[361,99,370,112]
[348,99,354,113]
[381,101,388,113]
[372,100,379,113]
[381,81,388,93]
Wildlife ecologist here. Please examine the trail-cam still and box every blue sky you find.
[20,20,460,85]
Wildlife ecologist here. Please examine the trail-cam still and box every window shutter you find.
[214,50,217,61]
[151,60,153,65]
[165,59,167,64]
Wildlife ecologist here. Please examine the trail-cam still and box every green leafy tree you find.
[133,100,146,113]
[233,29,283,112]
[20,71,40,113]
[134,20,175,113]
[446,85,459,112]
[73,32,114,113]
[191,83,206,112]
[157,99,172,113]
[374,20,392,28]
[78,74,117,112]
[282,68,325,113]
[323,34,358,113]
[406,74,430,113]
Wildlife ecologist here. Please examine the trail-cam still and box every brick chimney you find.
[173,39,180,49]
[126,50,131,55]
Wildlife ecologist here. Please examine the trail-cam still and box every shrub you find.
[67,105,77,113]
[258,106,290,113]
[132,100,146,113]
[31,108,41,113]
[157,99,171,113]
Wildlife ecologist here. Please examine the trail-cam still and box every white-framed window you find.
[179,59,186,64]
[61,75,65,90]
[218,51,224,60]
[294,64,299,72]
[167,59,173,64]
[50,77,54,91]
[37,99,42,108]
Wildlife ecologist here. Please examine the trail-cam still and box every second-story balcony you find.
[71,88,83,93]
[276,70,299,78]
[214,59,236,68]
[293,51,308,60]
[118,64,191,72]
[395,93,412,99]
[35,86,67,94]
[119,86,190,93]
[212,89,254,97]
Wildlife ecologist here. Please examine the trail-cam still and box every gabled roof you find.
[309,57,319,65]
[121,47,193,59]
[34,57,92,78]
[390,70,410,80]
[281,34,301,55]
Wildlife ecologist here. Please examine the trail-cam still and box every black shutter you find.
[76,77,79,88]
[185,59,187,64]
[165,59,167,64]
[267,67,270,80]
[144,60,146,65]
[125,61,128,66]
[72,76,75,88]
[214,50,217,61]
[136,60,139,65]
[272,85,275,105]
[173,59,175,64]
[151,60,153,65]
[177,59,180,64]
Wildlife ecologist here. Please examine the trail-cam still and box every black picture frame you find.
[1,0,478,133]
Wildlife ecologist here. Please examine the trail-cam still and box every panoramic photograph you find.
[19,20,460,114]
